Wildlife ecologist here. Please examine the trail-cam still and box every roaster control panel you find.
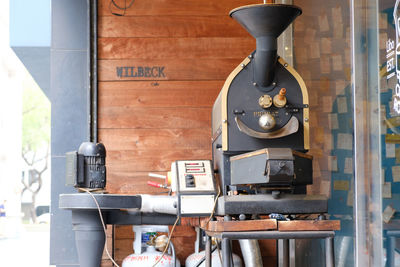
[171,160,216,216]
[171,160,216,194]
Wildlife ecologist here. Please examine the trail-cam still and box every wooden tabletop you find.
[201,219,340,232]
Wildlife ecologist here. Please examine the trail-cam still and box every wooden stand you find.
[201,219,340,267]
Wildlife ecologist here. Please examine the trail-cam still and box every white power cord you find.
[80,188,120,267]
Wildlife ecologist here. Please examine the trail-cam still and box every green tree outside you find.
[21,83,50,223]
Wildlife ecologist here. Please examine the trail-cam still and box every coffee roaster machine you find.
[59,3,330,267]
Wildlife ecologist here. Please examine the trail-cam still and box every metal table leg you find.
[289,239,296,267]
[325,237,335,267]
[278,239,290,267]
[222,216,232,267]
[206,235,212,267]
[387,236,395,267]
[71,210,105,267]
[222,238,231,267]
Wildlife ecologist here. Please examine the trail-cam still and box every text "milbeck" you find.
[116,66,165,78]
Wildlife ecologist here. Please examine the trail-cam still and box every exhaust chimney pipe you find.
[230,4,302,87]
[254,36,278,87]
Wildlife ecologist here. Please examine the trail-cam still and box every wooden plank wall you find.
[97,0,277,266]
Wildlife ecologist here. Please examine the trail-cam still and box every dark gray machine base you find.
[216,194,328,215]
[60,193,177,267]
[59,193,142,210]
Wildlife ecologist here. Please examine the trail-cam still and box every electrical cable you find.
[216,240,223,265]
[80,188,120,267]
[204,185,221,228]
[197,186,221,266]
[152,215,180,267]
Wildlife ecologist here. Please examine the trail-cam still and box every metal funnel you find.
[230,4,302,87]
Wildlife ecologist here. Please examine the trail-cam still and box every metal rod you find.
[210,231,335,240]
[222,216,232,267]
[386,236,395,267]
[325,237,335,267]
[90,0,98,143]
[86,0,91,141]
[278,239,290,267]
[205,235,212,267]
[222,238,231,267]
[289,239,296,267]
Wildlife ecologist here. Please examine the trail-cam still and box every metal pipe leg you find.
[387,236,395,267]
[278,239,290,267]
[206,235,212,267]
[325,237,335,267]
[289,239,296,267]
[222,215,232,267]
[222,238,231,267]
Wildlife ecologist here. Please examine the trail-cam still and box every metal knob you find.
[258,113,276,130]
[273,88,287,108]
[258,94,272,109]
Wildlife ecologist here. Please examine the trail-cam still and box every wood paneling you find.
[106,172,169,194]
[99,81,222,107]
[99,128,211,150]
[98,107,211,129]
[99,16,249,38]
[107,149,211,172]
[100,0,263,16]
[99,37,254,59]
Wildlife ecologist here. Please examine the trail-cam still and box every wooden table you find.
[201,218,341,267]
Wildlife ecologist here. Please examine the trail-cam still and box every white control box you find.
[170,160,216,216]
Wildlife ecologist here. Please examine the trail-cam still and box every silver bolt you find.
[248,54,253,59]
[240,64,245,68]
[253,82,257,86]
[223,119,228,123]
[305,118,309,122]
[272,82,276,86]
[284,63,288,67]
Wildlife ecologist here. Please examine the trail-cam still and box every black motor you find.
[66,142,106,189]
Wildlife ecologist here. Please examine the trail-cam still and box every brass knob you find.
[273,88,287,108]
[258,95,272,108]
[259,113,276,130]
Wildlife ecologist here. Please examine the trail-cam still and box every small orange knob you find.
[273,88,287,108]
[278,88,286,100]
